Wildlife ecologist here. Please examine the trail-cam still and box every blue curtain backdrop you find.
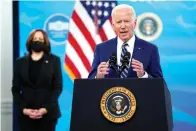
[15,1,196,131]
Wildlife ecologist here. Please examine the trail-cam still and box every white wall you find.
[1,0,13,131]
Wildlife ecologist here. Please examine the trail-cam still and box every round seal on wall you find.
[44,13,69,45]
[135,12,163,41]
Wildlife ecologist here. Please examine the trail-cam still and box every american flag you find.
[65,0,117,80]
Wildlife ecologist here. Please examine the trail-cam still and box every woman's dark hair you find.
[26,29,51,53]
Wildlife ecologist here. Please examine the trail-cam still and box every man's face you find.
[112,8,136,42]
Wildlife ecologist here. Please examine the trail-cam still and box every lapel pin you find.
[138,48,141,49]
[45,60,49,63]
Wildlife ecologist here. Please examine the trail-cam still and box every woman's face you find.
[30,31,46,53]
[32,31,44,42]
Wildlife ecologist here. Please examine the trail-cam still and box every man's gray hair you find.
[111,4,136,22]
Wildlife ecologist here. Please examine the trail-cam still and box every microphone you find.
[120,52,131,73]
[109,52,117,67]
[108,52,120,76]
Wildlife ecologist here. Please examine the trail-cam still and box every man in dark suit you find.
[88,4,163,79]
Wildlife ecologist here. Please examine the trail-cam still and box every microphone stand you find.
[109,65,121,78]
[110,64,127,78]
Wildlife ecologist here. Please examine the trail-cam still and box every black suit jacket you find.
[12,53,62,119]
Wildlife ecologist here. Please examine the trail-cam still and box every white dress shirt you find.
[117,35,148,78]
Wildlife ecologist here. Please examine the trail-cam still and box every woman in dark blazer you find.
[12,29,62,131]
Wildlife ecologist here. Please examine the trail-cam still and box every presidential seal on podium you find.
[100,87,136,123]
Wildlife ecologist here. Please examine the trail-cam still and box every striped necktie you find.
[120,43,129,78]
